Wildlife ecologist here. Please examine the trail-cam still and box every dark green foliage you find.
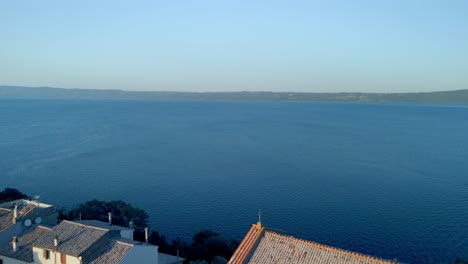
[169,237,191,257]
[228,238,240,253]
[0,188,29,203]
[455,257,468,264]
[149,231,170,253]
[133,229,146,243]
[180,229,238,263]
[148,229,238,263]
[193,229,220,246]
[212,256,228,264]
[61,199,148,231]
[133,229,171,254]
[56,207,68,222]
[190,229,231,262]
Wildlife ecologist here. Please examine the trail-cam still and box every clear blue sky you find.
[1,1,467,92]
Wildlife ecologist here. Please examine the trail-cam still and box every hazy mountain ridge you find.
[1,85,468,103]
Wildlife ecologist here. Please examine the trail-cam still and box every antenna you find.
[257,209,262,229]
[33,195,40,206]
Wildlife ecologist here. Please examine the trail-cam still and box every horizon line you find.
[1,85,466,95]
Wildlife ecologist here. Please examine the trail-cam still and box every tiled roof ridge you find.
[35,225,53,231]
[65,222,110,258]
[266,230,398,264]
[0,207,12,212]
[75,220,133,230]
[228,223,264,264]
[116,240,136,247]
[19,204,36,216]
[61,220,112,232]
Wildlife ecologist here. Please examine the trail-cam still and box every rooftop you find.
[75,220,133,231]
[34,220,109,256]
[159,252,185,264]
[0,199,53,211]
[0,226,52,262]
[0,199,56,228]
[229,223,399,264]
[0,208,13,232]
[88,239,135,264]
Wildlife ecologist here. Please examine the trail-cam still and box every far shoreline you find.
[1,85,468,104]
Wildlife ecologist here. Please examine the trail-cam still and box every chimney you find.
[12,205,18,223]
[129,220,134,229]
[144,227,149,244]
[54,235,59,247]
[108,212,112,225]
[12,237,18,252]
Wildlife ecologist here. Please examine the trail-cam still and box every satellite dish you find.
[35,217,42,224]
[24,219,32,226]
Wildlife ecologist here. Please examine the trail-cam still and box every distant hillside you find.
[1,85,468,104]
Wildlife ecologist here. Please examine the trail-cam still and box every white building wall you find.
[120,245,158,264]
[120,230,133,240]
[64,254,81,264]
[32,247,80,264]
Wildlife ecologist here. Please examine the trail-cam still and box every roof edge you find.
[228,223,264,264]
[61,220,112,232]
[265,230,399,264]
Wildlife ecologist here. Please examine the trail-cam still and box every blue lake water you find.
[1,99,468,263]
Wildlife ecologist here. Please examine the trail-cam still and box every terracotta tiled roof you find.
[229,224,399,264]
[0,226,52,262]
[229,223,264,264]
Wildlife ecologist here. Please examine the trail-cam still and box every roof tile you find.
[229,224,399,264]
[88,239,134,264]
[0,226,52,262]
[33,220,108,256]
[0,208,13,232]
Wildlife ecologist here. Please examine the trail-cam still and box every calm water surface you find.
[1,99,468,263]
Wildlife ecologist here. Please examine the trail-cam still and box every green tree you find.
[190,229,233,262]
[0,188,29,203]
[169,236,191,257]
[61,199,148,231]
[212,256,228,264]
[149,230,170,253]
